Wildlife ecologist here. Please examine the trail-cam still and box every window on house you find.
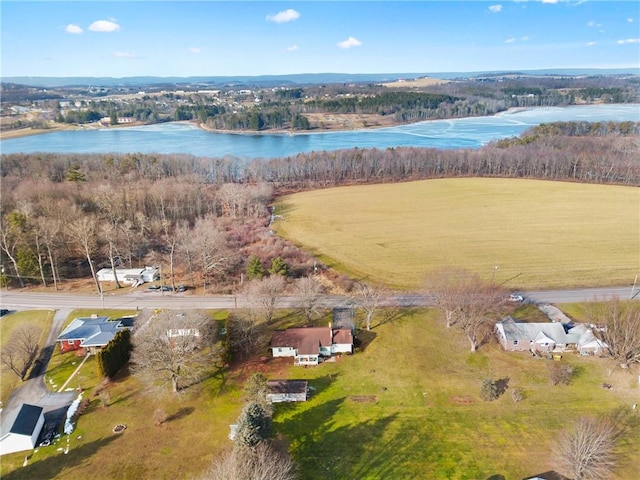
[68,340,74,345]
[513,340,519,346]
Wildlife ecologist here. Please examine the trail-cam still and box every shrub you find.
[480,378,499,401]
[548,363,575,386]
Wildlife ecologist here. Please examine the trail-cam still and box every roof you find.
[271,327,352,355]
[497,316,568,345]
[10,404,43,436]
[523,471,570,480]
[56,316,127,347]
[267,380,308,395]
[271,327,331,355]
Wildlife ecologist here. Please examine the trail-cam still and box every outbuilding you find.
[266,380,308,403]
[0,404,45,455]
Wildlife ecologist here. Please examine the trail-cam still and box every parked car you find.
[0,308,10,316]
[509,294,524,302]
[176,285,187,292]
[161,285,174,292]
[147,285,161,290]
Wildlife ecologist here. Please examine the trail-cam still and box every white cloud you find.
[114,51,135,58]
[587,41,597,46]
[617,38,640,44]
[504,37,516,44]
[521,35,529,41]
[541,0,558,3]
[189,47,201,54]
[628,18,634,23]
[587,21,601,28]
[286,45,299,52]
[489,5,502,13]
[266,9,300,23]
[337,36,362,49]
[89,20,120,33]
[65,24,83,34]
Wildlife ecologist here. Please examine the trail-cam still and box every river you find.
[1,104,638,158]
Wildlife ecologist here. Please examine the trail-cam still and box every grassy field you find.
[0,310,54,405]
[274,178,639,290]
[1,307,638,479]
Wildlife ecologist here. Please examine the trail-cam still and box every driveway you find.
[0,309,78,439]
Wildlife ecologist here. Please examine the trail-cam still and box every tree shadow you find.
[354,330,377,353]
[166,406,194,422]
[3,435,120,480]
[495,377,510,397]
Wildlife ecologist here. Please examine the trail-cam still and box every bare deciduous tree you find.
[293,277,324,325]
[557,415,622,480]
[243,276,286,323]
[588,297,640,368]
[424,267,470,328]
[69,215,102,294]
[349,282,388,331]
[429,269,508,352]
[130,310,219,393]
[201,443,297,480]
[226,313,261,359]
[1,324,42,380]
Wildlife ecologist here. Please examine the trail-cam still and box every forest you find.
[1,121,638,293]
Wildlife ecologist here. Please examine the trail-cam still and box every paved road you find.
[0,285,636,312]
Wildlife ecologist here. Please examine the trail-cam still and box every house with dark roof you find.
[266,380,308,403]
[271,326,353,365]
[56,315,133,354]
[0,404,44,455]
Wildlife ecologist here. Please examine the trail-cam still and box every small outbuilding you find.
[0,404,45,456]
[266,380,308,403]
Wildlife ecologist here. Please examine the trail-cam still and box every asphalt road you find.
[0,285,636,312]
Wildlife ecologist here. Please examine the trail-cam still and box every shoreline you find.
[1,104,634,142]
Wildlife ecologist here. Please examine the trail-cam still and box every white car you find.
[509,294,524,302]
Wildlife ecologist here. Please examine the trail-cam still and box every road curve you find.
[0,286,636,312]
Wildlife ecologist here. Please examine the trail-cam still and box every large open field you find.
[274,178,639,290]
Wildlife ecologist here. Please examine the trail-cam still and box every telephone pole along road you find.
[0,286,636,312]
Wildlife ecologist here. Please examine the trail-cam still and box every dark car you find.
[147,285,161,290]
[0,309,10,317]
[161,285,174,292]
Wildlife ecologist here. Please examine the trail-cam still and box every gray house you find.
[495,316,568,353]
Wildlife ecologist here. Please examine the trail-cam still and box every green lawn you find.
[2,308,637,480]
[0,310,53,404]
[274,178,639,290]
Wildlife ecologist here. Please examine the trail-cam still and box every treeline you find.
[1,122,638,291]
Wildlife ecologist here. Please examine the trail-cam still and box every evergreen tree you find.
[246,256,264,280]
[234,402,272,448]
[269,256,288,277]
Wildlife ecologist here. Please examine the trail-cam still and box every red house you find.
[56,315,132,354]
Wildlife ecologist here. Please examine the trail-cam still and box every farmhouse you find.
[96,266,159,286]
[56,315,133,353]
[271,326,353,365]
[564,323,607,356]
[0,404,45,455]
[495,316,568,353]
[266,380,308,403]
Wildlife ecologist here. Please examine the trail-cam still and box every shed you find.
[0,404,45,455]
[266,380,308,403]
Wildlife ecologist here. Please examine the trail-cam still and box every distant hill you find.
[3,68,638,88]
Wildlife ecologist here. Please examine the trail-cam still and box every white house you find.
[96,266,159,286]
[565,323,607,356]
[271,326,353,365]
[0,404,45,456]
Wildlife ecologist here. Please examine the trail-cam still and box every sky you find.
[1,0,638,78]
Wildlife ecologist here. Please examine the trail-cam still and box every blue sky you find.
[1,1,638,77]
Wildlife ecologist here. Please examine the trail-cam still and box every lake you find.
[1,104,638,159]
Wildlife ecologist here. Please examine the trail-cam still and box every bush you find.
[480,378,499,401]
[548,363,575,386]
